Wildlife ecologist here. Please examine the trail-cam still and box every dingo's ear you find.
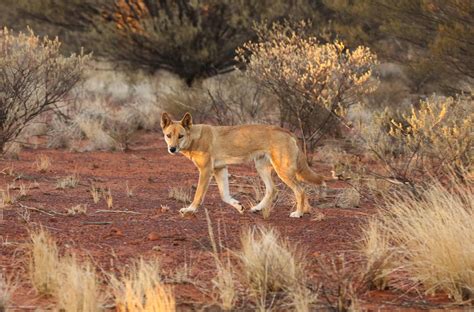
[181,112,193,129]
[161,112,172,129]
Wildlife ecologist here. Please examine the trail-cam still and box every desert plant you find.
[0,273,16,312]
[363,180,474,302]
[238,227,313,311]
[0,27,89,152]
[105,188,113,208]
[109,258,175,312]
[56,256,103,312]
[65,204,88,216]
[56,174,80,189]
[205,209,238,310]
[29,229,61,295]
[168,186,192,204]
[358,94,473,187]
[35,154,51,173]
[359,221,395,291]
[238,21,378,152]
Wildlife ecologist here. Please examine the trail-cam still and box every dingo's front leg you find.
[214,167,244,213]
[180,163,212,215]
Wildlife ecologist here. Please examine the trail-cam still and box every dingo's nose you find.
[169,146,177,153]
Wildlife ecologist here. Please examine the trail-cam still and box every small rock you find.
[152,245,161,251]
[148,232,160,241]
[110,227,123,236]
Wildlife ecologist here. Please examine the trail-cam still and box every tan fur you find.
[161,112,334,218]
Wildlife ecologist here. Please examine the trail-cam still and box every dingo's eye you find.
[178,134,184,139]
[166,134,171,138]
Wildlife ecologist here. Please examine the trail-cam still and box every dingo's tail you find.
[296,151,337,185]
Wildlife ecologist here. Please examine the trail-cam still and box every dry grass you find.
[110,258,175,312]
[125,181,134,198]
[56,174,80,189]
[362,181,474,302]
[238,227,313,311]
[29,229,104,310]
[0,273,16,312]
[29,229,61,295]
[65,204,88,216]
[360,221,394,291]
[205,209,237,310]
[168,186,192,204]
[212,259,237,310]
[90,185,102,203]
[56,256,103,312]
[35,154,51,172]
[1,185,14,206]
[105,188,113,208]
[335,188,361,209]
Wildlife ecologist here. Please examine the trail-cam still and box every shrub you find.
[237,21,378,151]
[0,27,89,153]
[361,180,474,302]
[358,94,473,187]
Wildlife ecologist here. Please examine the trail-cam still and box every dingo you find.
[161,112,333,218]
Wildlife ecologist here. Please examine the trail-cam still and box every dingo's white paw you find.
[250,205,263,213]
[289,211,303,218]
[231,200,244,214]
[179,207,197,215]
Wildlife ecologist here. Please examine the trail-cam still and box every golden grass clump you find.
[56,256,103,312]
[29,229,104,310]
[29,229,61,295]
[110,258,175,312]
[238,227,313,311]
[362,181,474,302]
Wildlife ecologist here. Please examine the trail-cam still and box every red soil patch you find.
[0,132,464,311]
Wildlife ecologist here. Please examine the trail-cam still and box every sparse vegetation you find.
[361,180,474,302]
[168,186,192,204]
[109,258,175,312]
[56,256,103,312]
[35,154,51,173]
[29,229,61,295]
[238,21,378,151]
[0,273,16,312]
[90,185,102,204]
[56,174,80,189]
[105,188,113,208]
[0,27,89,153]
[238,227,313,310]
[65,204,88,216]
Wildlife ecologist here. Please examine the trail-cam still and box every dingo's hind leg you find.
[251,157,275,213]
[273,166,307,218]
[214,167,244,213]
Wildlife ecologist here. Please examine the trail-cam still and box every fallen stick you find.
[82,221,113,225]
[18,204,66,216]
[95,209,142,215]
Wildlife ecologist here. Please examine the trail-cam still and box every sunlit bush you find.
[237,21,378,151]
[0,27,89,153]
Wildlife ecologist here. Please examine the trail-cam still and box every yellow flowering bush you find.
[237,21,378,150]
[359,95,473,185]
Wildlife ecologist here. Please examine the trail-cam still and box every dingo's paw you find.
[289,211,303,218]
[250,205,263,213]
[179,207,197,215]
[230,199,244,214]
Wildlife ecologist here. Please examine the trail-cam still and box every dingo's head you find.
[160,112,192,155]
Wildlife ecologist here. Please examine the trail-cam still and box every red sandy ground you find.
[0,132,467,311]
